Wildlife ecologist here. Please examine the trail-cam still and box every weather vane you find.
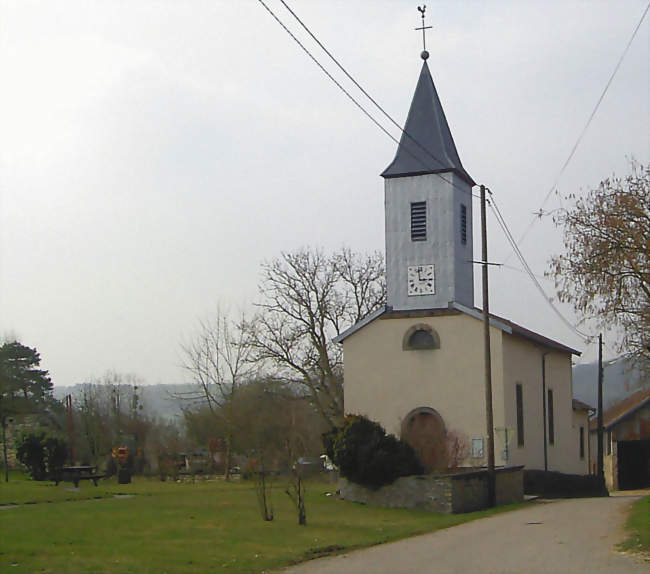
[415,5,432,60]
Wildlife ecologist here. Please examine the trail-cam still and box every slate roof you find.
[572,398,594,412]
[491,312,581,356]
[381,61,475,186]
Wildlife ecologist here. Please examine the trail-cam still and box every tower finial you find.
[415,5,432,60]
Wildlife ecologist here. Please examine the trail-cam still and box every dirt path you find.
[280,496,648,574]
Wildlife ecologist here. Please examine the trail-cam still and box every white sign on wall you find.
[471,438,484,458]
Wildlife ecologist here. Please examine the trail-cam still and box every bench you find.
[57,474,106,487]
[53,466,106,487]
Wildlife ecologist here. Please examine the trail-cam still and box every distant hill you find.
[54,360,647,420]
[572,357,647,410]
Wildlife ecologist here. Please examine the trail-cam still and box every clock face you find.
[407,264,435,296]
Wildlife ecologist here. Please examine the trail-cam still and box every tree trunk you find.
[297,475,306,526]
[2,417,9,482]
[223,433,232,481]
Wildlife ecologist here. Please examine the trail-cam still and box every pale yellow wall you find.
[343,312,505,469]
[588,430,615,488]
[343,312,586,474]
[588,431,596,477]
[604,447,617,490]
[572,410,590,475]
[501,334,543,470]
[501,334,585,474]
[548,354,585,473]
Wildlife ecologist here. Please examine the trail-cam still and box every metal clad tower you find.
[382,56,475,311]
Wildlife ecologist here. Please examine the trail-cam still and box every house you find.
[590,388,650,490]
[335,50,589,475]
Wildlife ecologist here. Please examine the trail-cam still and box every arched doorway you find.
[401,407,447,472]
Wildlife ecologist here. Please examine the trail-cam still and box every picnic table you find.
[54,465,105,487]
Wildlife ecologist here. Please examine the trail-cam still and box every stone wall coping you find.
[428,465,525,481]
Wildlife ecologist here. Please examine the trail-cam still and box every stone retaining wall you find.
[339,466,523,514]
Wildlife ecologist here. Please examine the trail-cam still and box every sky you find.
[0,1,648,386]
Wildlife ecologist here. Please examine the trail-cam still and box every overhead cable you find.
[487,191,592,342]
[277,0,457,175]
[508,0,650,257]
[256,0,401,151]
[257,0,476,199]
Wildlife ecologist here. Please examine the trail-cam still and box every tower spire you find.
[383,7,473,184]
[381,62,475,185]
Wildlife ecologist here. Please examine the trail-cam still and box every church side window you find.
[579,426,585,459]
[516,383,524,447]
[411,201,427,241]
[460,204,467,245]
[548,389,555,445]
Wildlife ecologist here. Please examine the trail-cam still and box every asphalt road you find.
[279,495,648,574]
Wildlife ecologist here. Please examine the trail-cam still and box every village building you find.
[590,388,650,490]
[335,51,590,475]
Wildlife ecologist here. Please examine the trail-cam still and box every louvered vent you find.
[460,204,467,245]
[410,201,427,241]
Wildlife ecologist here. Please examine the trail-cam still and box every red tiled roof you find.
[590,388,650,430]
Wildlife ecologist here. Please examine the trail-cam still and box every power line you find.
[257,0,475,199]
[507,0,650,259]
[487,190,592,342]
[277,0,456,175]
[501,263,549,282]
[256,1,401,151]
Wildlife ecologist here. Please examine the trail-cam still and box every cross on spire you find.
[415,5,433,60]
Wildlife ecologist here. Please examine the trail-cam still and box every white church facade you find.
[335,54,590,476]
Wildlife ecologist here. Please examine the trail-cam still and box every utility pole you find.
[65,394,75,462]
[480,184,496,507]
[597,333,604,485]
[542,353,549,472]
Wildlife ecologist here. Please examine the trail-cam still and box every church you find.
[334,49,590,476]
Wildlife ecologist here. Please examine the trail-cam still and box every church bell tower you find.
[382,48,475,312]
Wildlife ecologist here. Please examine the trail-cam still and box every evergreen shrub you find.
[323,415,424,489]
[16,431,67,481]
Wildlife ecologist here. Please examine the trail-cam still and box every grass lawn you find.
[0,471,137,505]
[1,474,526,573]
[619,495,650,556]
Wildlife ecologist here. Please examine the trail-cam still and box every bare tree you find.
[73,372,150,470]
[445,429,470,472]
[550,161,650,375]
[285,469,307,526]
[245,247,385,428]
[76,384,111,465]
[180,308,255,479]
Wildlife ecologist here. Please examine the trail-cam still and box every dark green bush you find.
[16,431,67,481]
[323,415,423,489]
[44,435,67,474]
[16,433,47,480]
